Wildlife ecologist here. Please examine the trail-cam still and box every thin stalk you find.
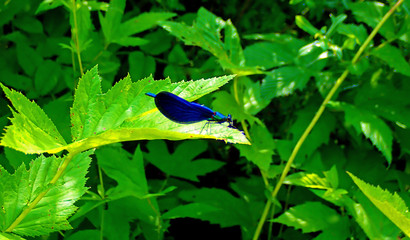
[233,77,252,140]
[98,165,105,198]
[100,206,105,240]
[252,0,404,239]
[71,0,84,76]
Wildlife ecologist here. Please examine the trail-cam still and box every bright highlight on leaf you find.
[0,83,67,154]
[348,172,410,237]
[0,151,92,237]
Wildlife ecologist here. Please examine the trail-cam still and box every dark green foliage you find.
[0,0,409,239]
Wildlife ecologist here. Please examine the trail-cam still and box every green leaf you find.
[43,95,72,143]
[212,90,249,122]
[2,63,247,154]
[168,44,189,65]
[348,172,410,237]
[119,12,176,39]
[101,201,131,239]
[337,23,368,45]
[273,202,349,238]
[295,15,320,36]
[35,1,65,14]
[139,30,172,55]
[16,42,43,77]
[173,188,263,229]
[288,102,336,164]
[224,19,245,67]
[284,172,331,190]
[163,65,187,83]
[0,83,67,154]
[349,1,395,40]
[99,0,175,46]
[68,65,248,153]
[0,71,32,92]
[13,16,43,34]
[371,44,410,77]
[240,78,270,115]
[73,3,93,52]
[354,80,410,128]
[343,194,400,239]
[70,65,103,141]
[96,145,149,199]
[261,66,311,99]
[34,60,60,96]
[162,203,220,219]
[0,151,92,236]
[244,40,303,69]
[325,14,347,38]
[236,125,275,171]
[160,7,262,76]
[144,140,225,182]
[128,51,156,81]
[0,232,25,240]
[4,148,35,170]
[328,101,393,164]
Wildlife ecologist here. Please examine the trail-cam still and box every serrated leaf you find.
[328,101,392,164]
[144,140,225,181]
[343,193,400,239]
[2,65,248,155]
[348,172,410,237]
[371,44,410,77]
[0,83,67,154]
[67,65,249,153]
[354,80,410,129]
[70,66,103,141]
[0,151,92,236]
[350,1,395,40]
[160,7,262,76]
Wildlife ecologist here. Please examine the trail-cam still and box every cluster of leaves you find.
[0,0,409,239]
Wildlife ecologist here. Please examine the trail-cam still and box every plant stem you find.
[233,77,252,140]
[252,0,404,239]
[71,0,84,76]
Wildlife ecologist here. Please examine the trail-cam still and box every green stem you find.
[233,77,252,140]
[98,165,106,198]
[71,0,84,76]
[252,0,404,239]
